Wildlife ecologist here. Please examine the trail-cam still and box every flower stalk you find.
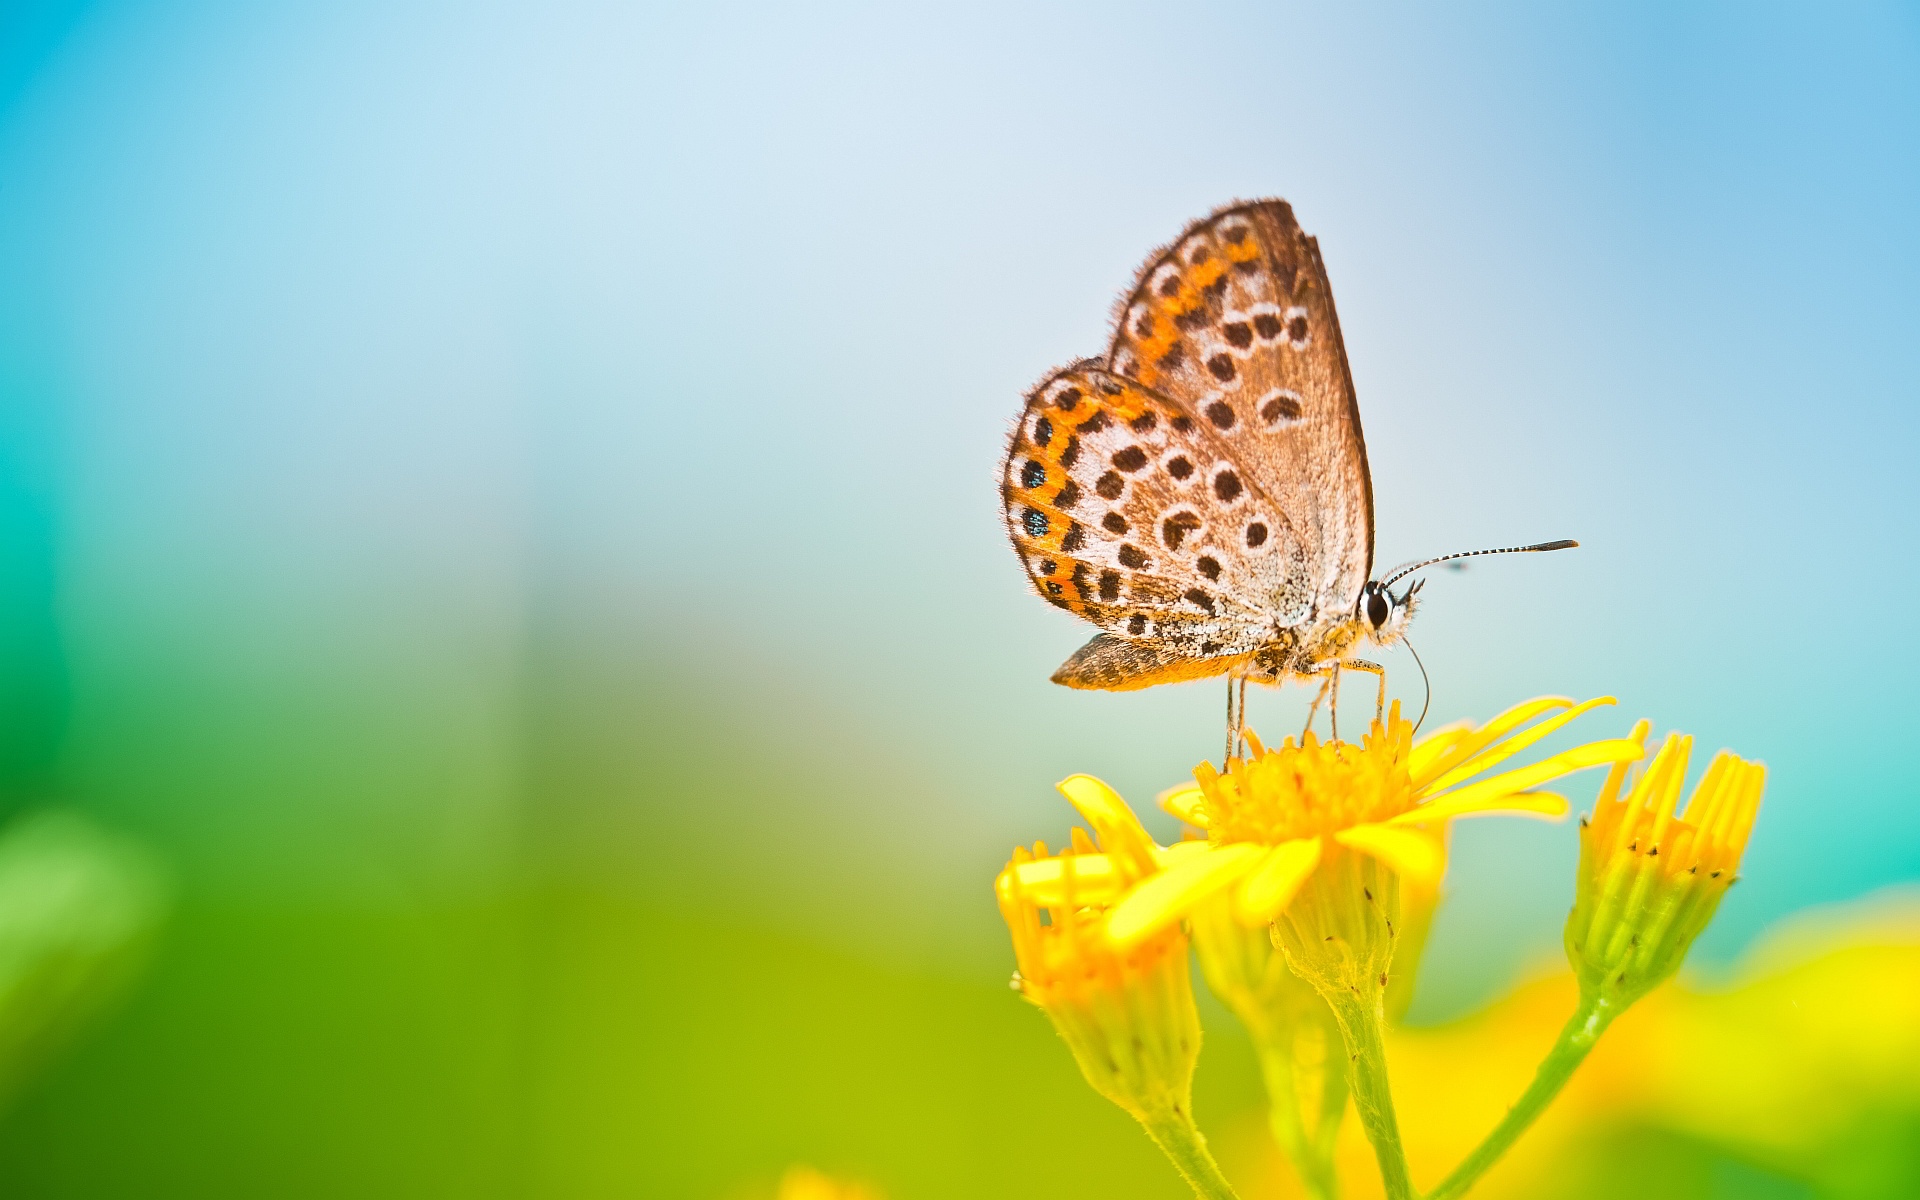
[1138,1111,1245,1200]
[1324,988,1414,1200]
[1271,843,1414,1200]
[1424,991,1618,1200]
[1430,725,1764,1198]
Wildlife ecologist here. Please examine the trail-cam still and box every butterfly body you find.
[1003,199,1408,696]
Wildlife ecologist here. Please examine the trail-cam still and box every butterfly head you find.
[1358,578,1422,647]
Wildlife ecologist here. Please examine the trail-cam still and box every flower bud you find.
[996,777,1203,1126]
[1565,724,1764,1008]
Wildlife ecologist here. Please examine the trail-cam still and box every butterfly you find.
[1000,199,1572,744]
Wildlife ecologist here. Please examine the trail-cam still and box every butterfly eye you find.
[1365,587,1391,629]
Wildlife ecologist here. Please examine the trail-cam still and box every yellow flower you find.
[1565,723,1765,1006]
[776,1165,882,1200]
[1108,697,1642,951]
[995,774,1202,1124]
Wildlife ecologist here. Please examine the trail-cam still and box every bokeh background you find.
[0,1,1917,1196]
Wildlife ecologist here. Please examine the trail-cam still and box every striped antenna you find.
[1379,539,1579,589]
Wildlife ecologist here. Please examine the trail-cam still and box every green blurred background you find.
[0,1,1917,1196]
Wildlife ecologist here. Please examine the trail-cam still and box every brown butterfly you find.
[1001,199,1572,746]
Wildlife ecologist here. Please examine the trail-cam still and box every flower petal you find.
[1406,722,1475,780]
[1421,697,1618,794]
[1413,738,1642,820]
[1390,789,1570,825]
[1153,838,1213,869]
[1157,782,1210,828]
[1104,843,1266,948]
[1056,774,1159,876]
[1006,852,1125,906]
[1232,838,1322,923]
[1335,824,1445,887]
[1410,697,1574,787]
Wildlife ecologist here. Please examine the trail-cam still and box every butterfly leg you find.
[1301,669,1333,741]
[1341,658,1387,725]
[1224,674,1238,767]
[1328,661,1343,742]
[1235,675,1250,758]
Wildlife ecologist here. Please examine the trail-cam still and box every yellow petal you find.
[1104,843,1266,949]
[1410,697,1574,786]
[1153,838,1214,869]
[1335,824,1445,887]
[1006,852,1125,906]
[1406,722,1474,776]
[1157,782,1210,828]
[1056,774,1159,876]
[1418,738,1642,818]
[1389,789,1569,825]
[1593,719,1652,809]
[1232,838,1322,923]
[1421,697,1618,794]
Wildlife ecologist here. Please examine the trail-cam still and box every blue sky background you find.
[0,3,1916,1192]
[5,0,1919,984]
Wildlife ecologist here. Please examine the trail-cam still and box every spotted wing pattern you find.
[1002,363,1299,686]
[1107,200,1374,625]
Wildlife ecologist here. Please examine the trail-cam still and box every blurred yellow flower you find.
[775,1165,882,1200]
[996,775,1241,1198]
[1567,723,1765,1006]
[1110,697,1641,950]
[996,774,1198,1120]
[1282,890,1920,1200]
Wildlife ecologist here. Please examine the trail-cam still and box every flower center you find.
[1200,719,1416,845]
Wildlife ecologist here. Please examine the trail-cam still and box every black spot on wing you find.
[1071,563,1093,600]
[1161,512,1201,550]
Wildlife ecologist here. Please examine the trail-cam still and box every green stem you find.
[1323,990,1413,1200]
[1139,1108,1243,1200]
[1425,992,1618,1200]
[1253,1033,1340,1200]
[1312,1011,1350,1173]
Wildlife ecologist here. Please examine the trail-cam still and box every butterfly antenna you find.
[1404,637,1432,735]
[1380,539,1579,589]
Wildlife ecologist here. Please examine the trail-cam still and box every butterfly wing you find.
[1105,200,1374,628]
[1002,363,1285,688]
